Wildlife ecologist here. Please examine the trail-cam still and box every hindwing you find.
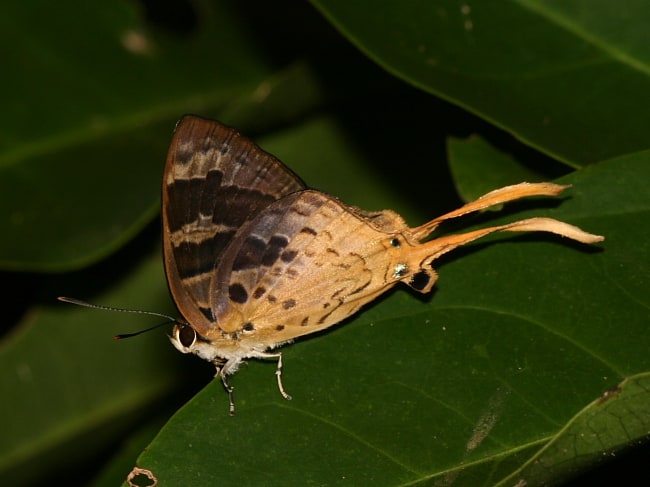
[212,190,420,342]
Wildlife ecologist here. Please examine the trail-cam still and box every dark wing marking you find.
[162,115,306,334]
[212,190,331,330]
[212,190,384,335]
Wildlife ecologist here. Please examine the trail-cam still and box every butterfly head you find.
[170,321,222,363]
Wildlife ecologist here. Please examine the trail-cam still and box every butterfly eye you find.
[176,324,197,348]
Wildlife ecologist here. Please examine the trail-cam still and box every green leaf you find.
[311,0,650,166]
[0,111,452,486]
[0,250,183,486]
[0,0,322,272]
[129,151,649,485]
[447,135,547,202]
[4,1,648,484]
[90,413,175,487]
[496,373,650,485]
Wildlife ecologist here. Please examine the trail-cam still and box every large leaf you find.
[128,152,649,486]
[3,1,647,485]
[0,112,457,486]
[496,373,650,485]
[0,249,184,486]
[311,0,650,166]
[0,0,324,272]
[447,135,547,202]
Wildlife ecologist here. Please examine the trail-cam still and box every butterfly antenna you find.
[112,322,172,340]
[57,296,177,340]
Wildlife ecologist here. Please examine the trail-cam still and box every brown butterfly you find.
[162,115,603,414]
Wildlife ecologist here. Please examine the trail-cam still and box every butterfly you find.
[163,115,603,414]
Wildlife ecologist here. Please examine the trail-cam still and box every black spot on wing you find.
[300,227,317,236]
[229,283,249,304]
[231,234,291,271]
[282,299,296,309]
[281,249,298,263]
[232,235,267,271]
[262,235,289,266]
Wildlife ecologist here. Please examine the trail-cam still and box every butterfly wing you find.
[162,115,306,335]
[212,189,417,341]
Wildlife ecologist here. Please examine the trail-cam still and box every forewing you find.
[162,115,306,334]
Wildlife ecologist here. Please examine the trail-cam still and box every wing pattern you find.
[162,115,305,334]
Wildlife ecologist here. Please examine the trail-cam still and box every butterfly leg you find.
[274,353,292,401]
[214,361,236,415]
[221,372,236,416]
[250,351,292,401]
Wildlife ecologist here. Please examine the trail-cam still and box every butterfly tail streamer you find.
[410,217,604,271]
[410,182,571,240]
